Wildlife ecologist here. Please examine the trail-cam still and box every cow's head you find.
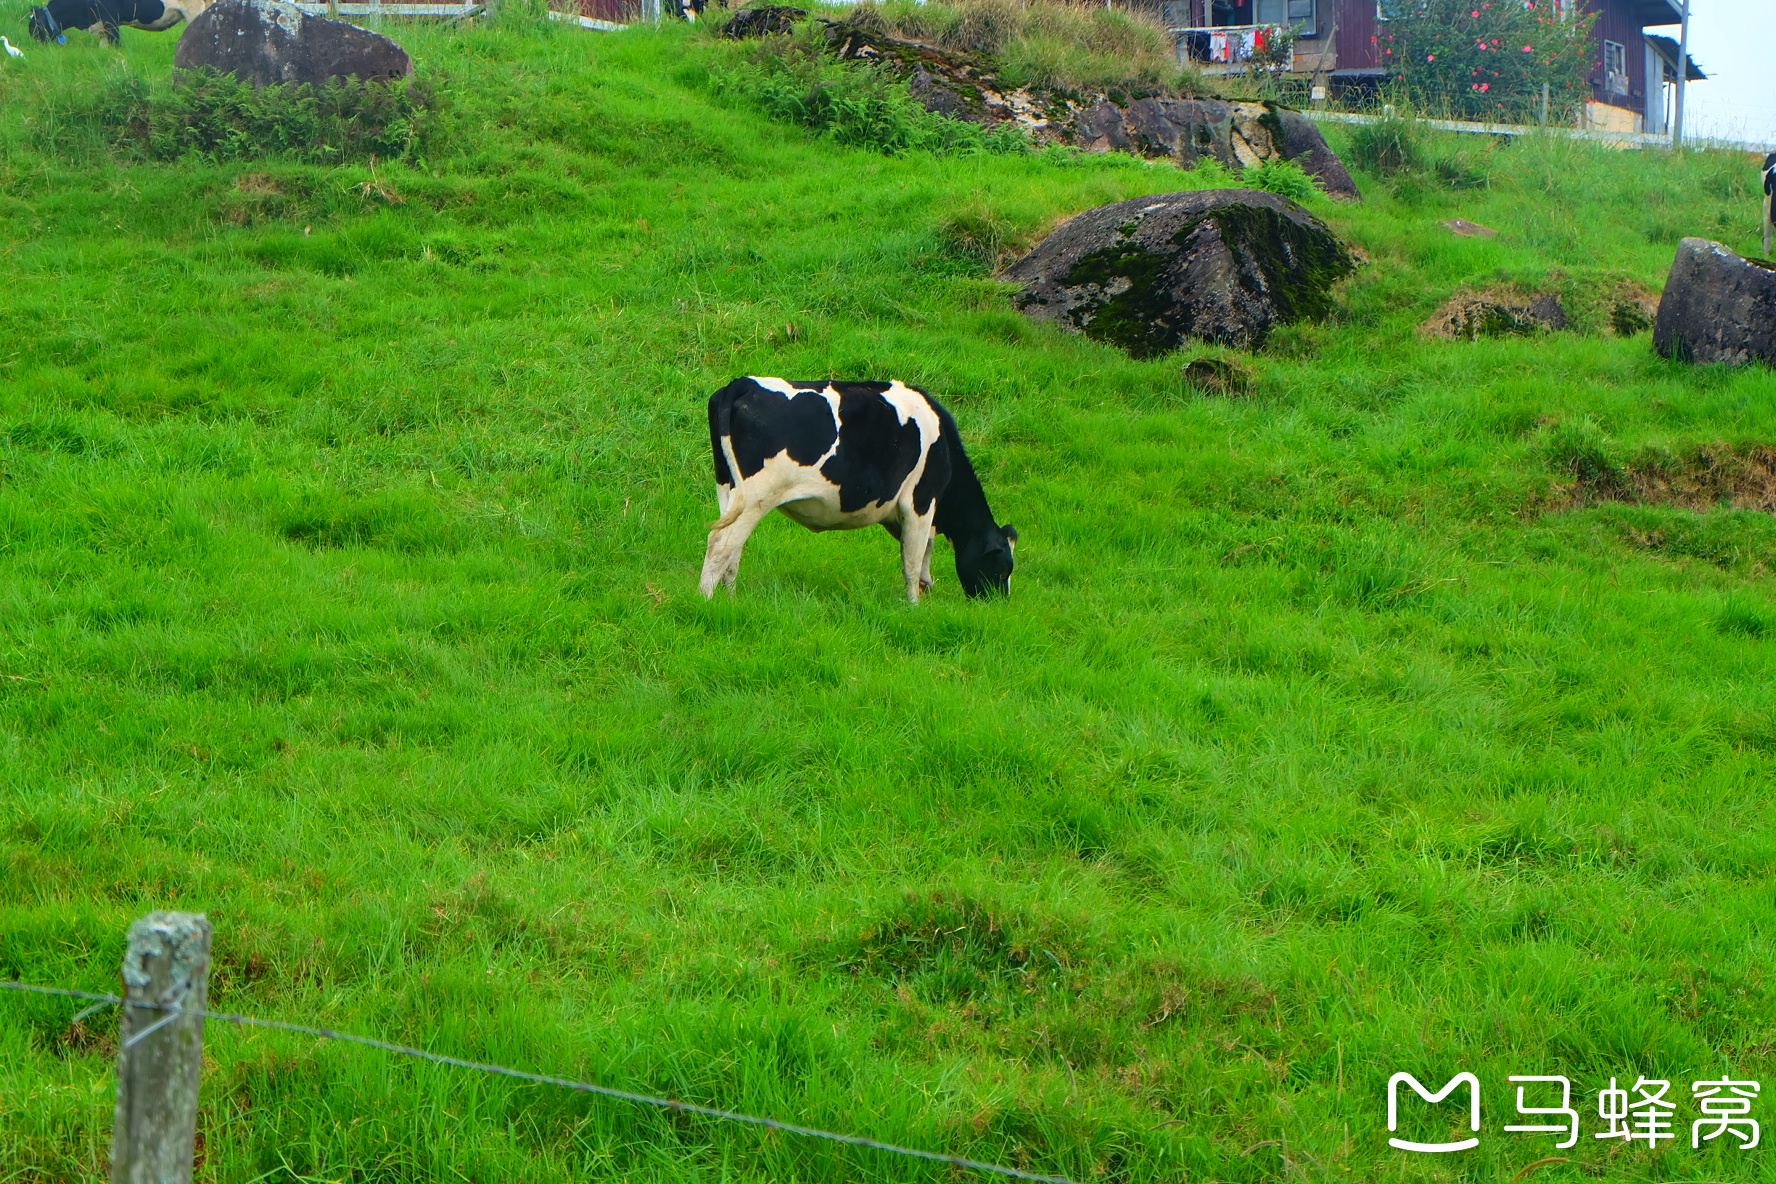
[957,524,1016,598]
[28,5,66,41]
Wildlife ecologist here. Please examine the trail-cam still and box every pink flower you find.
[1427,53,1435,60]
[1470,9,1478,14]
[1523,44,1534,51]
[1480,81,1489,90]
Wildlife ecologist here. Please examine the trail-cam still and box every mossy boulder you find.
[1004,189,1356,357]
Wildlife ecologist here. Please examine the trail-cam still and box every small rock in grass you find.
[1182,357,1254,396]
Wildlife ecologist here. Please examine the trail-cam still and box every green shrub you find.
[1245,157,1320,203]
[1378,0,1595,121]
[59,68,443,164]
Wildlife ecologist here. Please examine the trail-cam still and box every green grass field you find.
[4,8,1776,1181]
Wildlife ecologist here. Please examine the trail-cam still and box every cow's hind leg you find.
[700,497,772,598]
[898,511,937,603]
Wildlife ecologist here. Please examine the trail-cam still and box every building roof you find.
[1644,33,1706,80]
[1627,0,1683,27]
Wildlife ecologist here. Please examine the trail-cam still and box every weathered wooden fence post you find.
[110,912,213,1184]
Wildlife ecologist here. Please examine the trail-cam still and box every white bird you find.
[1,36,22,59]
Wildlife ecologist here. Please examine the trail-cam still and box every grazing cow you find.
[701,377,1017,602]
[1763,151,1775,259]
[28,0,207,44]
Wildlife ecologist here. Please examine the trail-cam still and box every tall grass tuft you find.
[843,0,1202,95]
[706,32,1029,156]
[1348,114,1422,175]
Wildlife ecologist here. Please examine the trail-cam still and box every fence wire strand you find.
[1,980,1082,1184]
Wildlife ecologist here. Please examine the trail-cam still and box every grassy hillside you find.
[3,7,1776,1182]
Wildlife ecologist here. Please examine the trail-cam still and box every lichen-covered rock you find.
[720,5,805,39]
[1653,237,1776,366]
[1004,189,1356,357]
[174,0,411,87]
[1074,97,1238,171]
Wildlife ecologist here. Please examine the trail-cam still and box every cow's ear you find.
[1003,525,1017,545]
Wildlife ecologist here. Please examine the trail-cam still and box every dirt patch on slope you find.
[1596,277,1660,337]
[1557,442,1776,512]
[1424,274,1662,340]
[1422,286,1566,340]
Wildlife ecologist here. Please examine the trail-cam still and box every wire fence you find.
[1,979,1083,1184]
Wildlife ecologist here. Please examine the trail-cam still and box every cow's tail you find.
[708,382,745,531]
[709,484,745,532]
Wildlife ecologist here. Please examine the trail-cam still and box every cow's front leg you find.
[898,511,936,603]
[701,498,771,597]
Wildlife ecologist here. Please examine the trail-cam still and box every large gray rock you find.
[1072,97,1238,171]
[1004,189,1356,357]
[1067,99,1359,200]
[174,0,412,87]
[1263,105,1360,202]
[1653,237,1776,366]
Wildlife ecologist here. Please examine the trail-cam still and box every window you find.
[1254,0,1314,33]
[1603,39,1628,94]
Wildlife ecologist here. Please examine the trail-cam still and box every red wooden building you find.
[1153,0,1702,132]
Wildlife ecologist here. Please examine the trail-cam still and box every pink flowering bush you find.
[1379,0,1595,119]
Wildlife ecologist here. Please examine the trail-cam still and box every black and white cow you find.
[701,377,1017,602]
[1763,151,1775,259]
[28,0,205,44]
